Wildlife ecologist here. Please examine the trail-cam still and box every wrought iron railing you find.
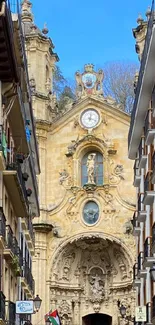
[6,160,29,209]
[27,218,35,244]
[152,223,155,246]
[133,263,138,280]
[0,207,6,240]
[138,194,142,212]
[128,0,155,148]
[144,237,152,258]
[6,225,14,250]
[144,172,152,192]
[0,291,5,321]
[153,295,155,318]
[132,212,137,228]
[138,251,143,271]
[22,259,34,294]
[5,300,15,325]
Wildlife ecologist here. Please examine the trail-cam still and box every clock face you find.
[81,109,100,129]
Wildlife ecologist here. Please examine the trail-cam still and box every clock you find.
[80,109,100,129]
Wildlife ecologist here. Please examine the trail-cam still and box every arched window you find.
[81,151,103,186]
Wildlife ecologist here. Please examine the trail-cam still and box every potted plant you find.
[26,188,32,197]
[22,172,29,181]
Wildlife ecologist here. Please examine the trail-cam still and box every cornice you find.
[33,222,53,233]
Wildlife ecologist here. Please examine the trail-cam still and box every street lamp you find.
[117,300,134,322]
[33,295,42,312]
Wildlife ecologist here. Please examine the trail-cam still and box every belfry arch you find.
[49,233,135,325]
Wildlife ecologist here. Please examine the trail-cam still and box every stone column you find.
[73,301,80,325]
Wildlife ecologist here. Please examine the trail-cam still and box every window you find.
[81,151,103,186]
[83,201,99,225]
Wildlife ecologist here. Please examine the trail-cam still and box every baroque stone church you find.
[21,1,136,325]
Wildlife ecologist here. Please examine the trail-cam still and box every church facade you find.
[21,2,136,325]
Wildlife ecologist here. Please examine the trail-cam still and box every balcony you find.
[0,292,5,325]
[137,194,147,222]
[144,237,155,267]
[144,110,155,145]
[128,0,155,159]
[25,217,35,253]
[133,263,141,288]
[146,302,152,325]
[138,251,147,278]
[132,212,141,236]
[3,161,29,218]
[3,226,20,271]
[138,139,147,169]
[0,127,6,171]
[5,300,15,325]
[4,225,14,261]
[0,208,6,249]
[21,259,34,298]
[152,223,155,254]
[133,159,141,187]
[152,296,155,324]
[152,151,155,183]
[143,172,155,205]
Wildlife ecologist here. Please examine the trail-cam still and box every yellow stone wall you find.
[25,29,136,325]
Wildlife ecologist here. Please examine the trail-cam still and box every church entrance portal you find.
[82,313,112,325]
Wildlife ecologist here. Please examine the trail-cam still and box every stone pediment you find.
[51,96,130,132]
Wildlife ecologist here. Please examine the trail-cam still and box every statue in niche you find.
[90,273,105,297]
[87,153,96,184]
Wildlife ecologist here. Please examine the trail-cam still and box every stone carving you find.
[114,249,127,280]
[90,273,104,297]
[59,169,69,184]
[62,252,75,281]
[59,300,72,325]
[66,134,108,157]
[75,64,104,99]
[114,164,124,178]
[29,76,36,93]
[124,220,133,235]
[87,153,96,184]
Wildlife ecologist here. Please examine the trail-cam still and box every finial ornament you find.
[146,6,151,20]
[42,23,49,35]
[21,0,33,22]
[137,14,143,25]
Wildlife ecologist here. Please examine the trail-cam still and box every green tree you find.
[53,65,75,110]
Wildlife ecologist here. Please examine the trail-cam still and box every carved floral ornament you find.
[49,234,134,318]
[58,133,124,190]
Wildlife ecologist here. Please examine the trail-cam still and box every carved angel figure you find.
[59,169,69,184]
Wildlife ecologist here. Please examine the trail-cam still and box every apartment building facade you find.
[128,1,155,323]
[0,1,40,324]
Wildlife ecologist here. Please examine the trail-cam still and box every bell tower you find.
[21,2,59,322]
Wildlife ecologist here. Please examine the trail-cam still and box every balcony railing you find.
[144,237,152,258]
[138,194,142,212]
[5,300,15,325]
[146,302,152,324]
[138,252,143,272]
[133,263,139,279]
[128,0,155,149]
[152,295,155,318]
[144,172,152,193]
[0,208,6,240]
[23,259,34,294]
[27,218,35,244]
[152,224,155,247]
[0,291,5,321]
[6,225,14,250]
[144,111,150,138]
[6,161,29,208]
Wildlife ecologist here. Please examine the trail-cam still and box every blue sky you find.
[31,0,150,79]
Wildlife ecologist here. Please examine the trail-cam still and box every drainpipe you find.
[0,2,5,17]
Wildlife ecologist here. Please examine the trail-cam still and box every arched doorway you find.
[82,313,112,325]
[50,233,134,325]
